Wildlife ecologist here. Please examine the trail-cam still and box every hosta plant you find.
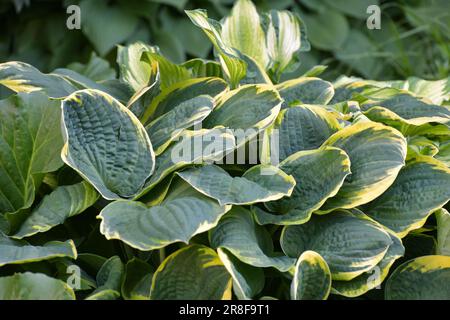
[0,0,449,300]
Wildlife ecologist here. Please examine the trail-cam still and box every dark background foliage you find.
[0,0,448,81]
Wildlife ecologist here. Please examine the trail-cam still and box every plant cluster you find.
[0,0,449,300]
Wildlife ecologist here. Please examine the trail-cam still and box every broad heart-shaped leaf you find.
[331,224,404,297]
[319,122,407,212]
[0,92,64,214]
[217,248,265,300]
[255,147,350,225]
[13,181,99,239]
[61,89,155,200]
[121,258,153,300]
[362,156,450,237]
[98,182,231,251]
[210,206,295,272]
[80,0,139,56]
[0,234,76,267]
[272,105,341,162]
[86,256,124,300]
[276,78,334,108]
[0,272,75,300]
[389,76,450,105]
[221,0,268,69]
[137,128,236,196]
[358,87,450,126]
[146,95,214,155]
[385,255,450,300]
[141,77,228,124]
[150,245,232,300]
[68,52,116,82]
[0,62,76,98]
[203,84,282,148]
[186,9,271,87]
[177,164,295,206]
[436,209,450,256]
[290,251,331,300]
[280,211,393,281]
[265,10,309,78]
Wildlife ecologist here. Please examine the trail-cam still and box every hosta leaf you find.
[150,245,232,300]
[0,234,77,267]
[182,59,223,78]
[281,211,393,280]
[0,92,64,214]
[276,78,334,108]
[121,258,153,300]
[87,256,124,300]
[141,77,227,124]
[323,0,379,19]
[13,181,99,239]
[389,76,450,105]
[385,255,450,300]
[436,209,450,256]
[265,10,309,77]
[273,105,341,161]
[436,140,450,166]
[362,156,450,236]
[146,95,214,155]
[290,251,331,300]
[139,128,236,195]
[186,9,270,87]
[320,122,407,212]
[68,53,116,82]
[217,248,265,300]
[203,84,282,147]
[332,229,404,297]
[0,62,76,98]
[359,88,450,126]
[80,0,139,56]
[221,0,268,69]
[61,89,155,200]
[54,259,97,291]
[255,147,350,225]
[0,273,75,300]
[177,164,295,206]
[98,183,231,251]
[117,42,155,92]
[211,207,295,272]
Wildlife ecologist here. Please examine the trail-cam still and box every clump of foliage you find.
[0,0,449,300]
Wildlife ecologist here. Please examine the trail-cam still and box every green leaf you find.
[182,59,223,78]
[150,245,232,299]
[0,234,77,267]
[13,181,99,239]
[148,0,188,11]
[290,251,331,300]
[320,122,407,212]
[323,0,379,19]
[121,258,153,300]
[281,211,393,280]
[80,0,139,56]
[255,147,351,225]
[0,273,75,300]
[138,128,236,195]
[436,209,450,256]
[68,52,116,82]
[276,77,334,108]
[301,10,349,51]
[331,228,404,297]
[389,76,450,105]
[385,255,450,300]
[146,95,214,155]
[99,182,231,251]
[86,256,124,300]
[61,89,155,200]
[0,92,64,214]
[273,105,341,161]
[362,156,450,236]
[221,0,268,69]
[217,248,265,300]
[203,84,282,147]
[211,207,295,272]
[0,62,76,98]
[177,164,295,206]
[265,10,309,77]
